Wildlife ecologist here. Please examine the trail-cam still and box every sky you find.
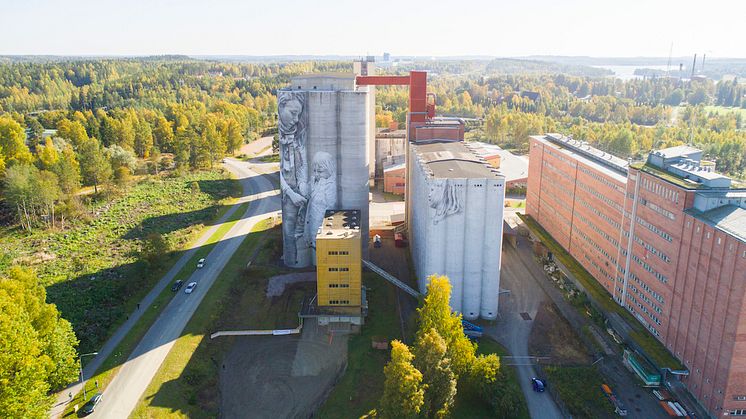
[1,0,745,58]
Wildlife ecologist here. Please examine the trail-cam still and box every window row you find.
[577,181,624,212]
[633,235,670,263]
[328,299,350,305]
[328,250,350,256]
[578,165,625,193]
[636,217,673,242]
[576,197,622,230]
[542,160,574,182]
[327,267,350,272]
[328,283,350,288]
[572,225,618,265]
[544,148,577,167]
[639,198,676,221]
[575,213,620,247]
[628,271,665,304]
[632,254,669,284]
[640,177,679,204]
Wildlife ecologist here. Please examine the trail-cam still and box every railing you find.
[362,259,421,298]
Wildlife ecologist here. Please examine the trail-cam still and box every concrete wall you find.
[409,143,505,320]
[279,84,371,267]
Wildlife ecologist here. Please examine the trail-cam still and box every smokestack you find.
[691,54,697,79]
[701,54,706,72]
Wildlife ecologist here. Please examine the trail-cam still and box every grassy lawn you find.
[258,153,280,163]
[131,220,291,418]
[704,104,746,120]
[0,169,239,353]
[62,199,252,417]
[518,214,684,371]
[543,365,614,418]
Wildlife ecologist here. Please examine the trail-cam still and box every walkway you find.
[49,158,279,418]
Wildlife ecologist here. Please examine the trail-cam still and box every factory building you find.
[527,133,746,417]
[282,67,506,323]
[277,73,372,268]
[315,210,363,315]
[408,139,505,320]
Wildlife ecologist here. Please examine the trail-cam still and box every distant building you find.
[383,52,391,62]
[315,210,363,316]
[468,142,529,191]
[383,162,405,195]
[375,128,407,177]
[527,133,746,417]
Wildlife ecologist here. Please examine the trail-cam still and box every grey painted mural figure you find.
[305,151,338,248]
[278,91,310,267]
[429,179,464,224]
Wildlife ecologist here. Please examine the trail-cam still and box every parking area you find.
[219,319,348,419]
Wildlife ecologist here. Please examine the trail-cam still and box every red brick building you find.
[528,134,746,417]
[383,162,405,195]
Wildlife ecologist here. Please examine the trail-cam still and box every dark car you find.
[171,280,184,292]
[80,393,102,415]
[531,377,546,392]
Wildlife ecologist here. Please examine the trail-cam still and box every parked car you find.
[531,377,546,392]
[197,258,206,268]
[171,280,184,292]
[80,393,102,415]
[184,282,197,294]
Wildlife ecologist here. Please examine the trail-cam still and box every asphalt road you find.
[87,158,280,418]
[484,230,564,419]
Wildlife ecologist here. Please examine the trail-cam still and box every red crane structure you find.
[355,70,435,132]
[356,70,463,142]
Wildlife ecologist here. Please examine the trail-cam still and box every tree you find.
[225,118,244,155]
[0,267,79,417]
[417,275,476,375]
[133,118,154,158]
[53,143,81,195]
[0,116,33,166]
[55,119,89,148]
[379,340,424,419]
[106,144,137,173]
[3,164,36,231]
[141,232,170,267]
[78,138,112,194]
[36,138,59,171]
[413,329,457,418]
[25,117,44,149]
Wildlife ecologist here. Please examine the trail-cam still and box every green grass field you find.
[704,105,746,120]
[130,219,281,418]
[0,169,239,353]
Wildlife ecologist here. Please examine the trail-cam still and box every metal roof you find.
[412,141,503,179]
[686,205,746,243]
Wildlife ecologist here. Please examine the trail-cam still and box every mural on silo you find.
[278,78,372,268]
[278,90,312,268]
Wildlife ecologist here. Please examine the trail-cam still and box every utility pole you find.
[78,352,99,401]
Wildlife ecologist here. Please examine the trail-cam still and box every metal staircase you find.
[362,259,421,298]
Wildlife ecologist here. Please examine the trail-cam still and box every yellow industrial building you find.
[315,210,362,315]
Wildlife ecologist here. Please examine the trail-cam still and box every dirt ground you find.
[528,301,591,365]
[219,319,348,419]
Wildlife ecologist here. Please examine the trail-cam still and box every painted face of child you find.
[313,162,330,181]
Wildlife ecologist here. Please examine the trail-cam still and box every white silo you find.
[408,140,505,320]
